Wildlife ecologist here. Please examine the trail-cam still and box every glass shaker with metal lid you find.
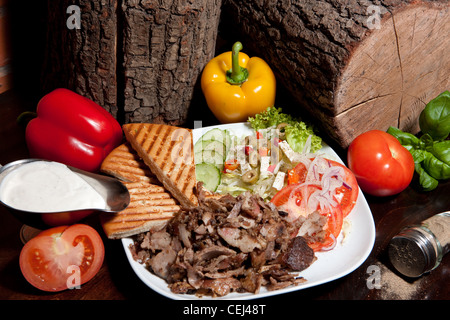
[388,211,450,278]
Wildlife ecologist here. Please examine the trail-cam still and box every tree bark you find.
[42,0,118,117]
[121,0,222,124]
[41,0,222,124]
[222,0,449,147]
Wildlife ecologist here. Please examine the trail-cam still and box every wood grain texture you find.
[223,0,449,147]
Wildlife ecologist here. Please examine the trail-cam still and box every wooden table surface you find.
[0,89,448,307]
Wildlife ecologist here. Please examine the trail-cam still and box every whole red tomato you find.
[347,130,414,196]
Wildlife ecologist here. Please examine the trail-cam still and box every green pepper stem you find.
[226,41,249,85]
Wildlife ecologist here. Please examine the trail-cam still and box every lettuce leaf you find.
[248,106,322,153]
[285,122,322,153]
[248,106,296,130]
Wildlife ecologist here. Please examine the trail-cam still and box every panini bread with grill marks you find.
[122,123,198,207]
[100,142,181,239]
[100,143,160,184]
[100,181,180,239]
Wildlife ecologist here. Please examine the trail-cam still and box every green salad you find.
[195,107,323,200]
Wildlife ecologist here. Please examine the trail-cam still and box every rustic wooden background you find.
[5,0,449,148]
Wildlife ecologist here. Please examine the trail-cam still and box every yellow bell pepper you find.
[201,42,276,123]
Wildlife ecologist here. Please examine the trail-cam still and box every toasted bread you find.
[100,143,160,184]
[100,181,180,239]
[123,123,198,207]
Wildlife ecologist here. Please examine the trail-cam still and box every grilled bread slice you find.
[100,143,160,184]
[100,181,180,239]
[123,123,198,207]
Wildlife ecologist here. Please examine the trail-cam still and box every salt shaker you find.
[388,211,450,278]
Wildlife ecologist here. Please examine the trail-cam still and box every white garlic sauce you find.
[0,161,106,212]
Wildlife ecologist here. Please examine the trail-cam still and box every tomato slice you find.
[287,159,358,217]
[271,183,343,252]
[19,224,104,292]
[287,162,307,185]
[271,183,319,222]
[271,156,358,252]
[224,159,239,172]
[307,204,343,252]
[326,160,358,217]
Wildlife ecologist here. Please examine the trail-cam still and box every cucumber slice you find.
[194,139,226,157]
[200,128,226,143]
[196,163,221,192]
[204,140,226,156]
[193,138,211,154]
[195,150,224,171]
[223,129,233,153]
[194,139,203,154]
[195,128,230,154]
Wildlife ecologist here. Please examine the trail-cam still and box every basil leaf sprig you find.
[419,91,450,141]
[387,91,450,191]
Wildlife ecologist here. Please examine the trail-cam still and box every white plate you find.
[121,122,375,300]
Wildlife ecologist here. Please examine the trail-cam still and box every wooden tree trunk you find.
[223,0,449,148]
[42,0,118,117]
[41,0,222,124]
[121,0,221,124]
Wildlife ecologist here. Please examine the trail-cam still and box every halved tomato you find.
[271,183,343,252]
[19,224,104,292]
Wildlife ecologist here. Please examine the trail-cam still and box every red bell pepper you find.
[25,88,123,172]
